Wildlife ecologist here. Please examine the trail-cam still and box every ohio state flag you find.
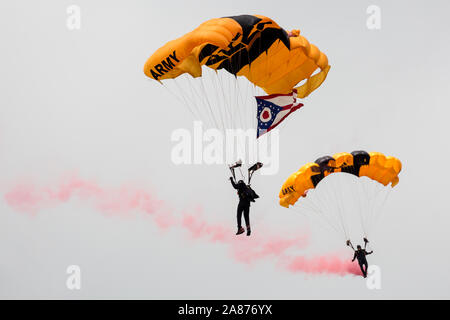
[255,89,303,138]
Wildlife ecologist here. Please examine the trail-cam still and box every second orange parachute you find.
[278,151,402,245]
[280,151,402,208]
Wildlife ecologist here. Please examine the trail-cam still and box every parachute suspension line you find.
[237,81,248,130]
[356,180,369,238]
[264,33,269,95]
[235,49,245,129]
[227,73,240,133]
[224,71,237,131]
[176,75,215,129]
[252,83,258,136]
[161,81,198,120]
[293,203,342,238]
[212,70,232,132]
[335,175,352,240]
[365,179,382,237]
[367,181,380,236]
[355,177,393,239]
[291,194,336,234]
[204,69,225,132]
[246,60,257,163]
[199,75,223,132]
[312,178,349,239]
[214,69,233,132]
[339,177,353,239]
[219,73,232,132]
[169,78,199,119]
[238,167,245,181]
[310,182,337,233]
[360,178,372,214]
[219,70,234,133]
[331,182,348,238]
[244,54,254,133]
[234,84,244,163]
[234,51,252,165]
[227,73,247,167]
[192,73,219,131]
[369,185,392,237]
[251,76,263,164]
[214,67,252,168]
[171,77,213,128]
[226,51,244,134]
[301,197,344,236]
[196,73,221,130]
[172,77,198,114]
[214,67,235,133]
[187,73,218,130]
[362,183,372,237]
[233,77,246,132]
[314,191,348,239]
[330,175,349,239]
[233,79,246,161]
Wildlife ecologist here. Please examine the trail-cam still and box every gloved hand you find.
[363,237,369,243]
[229,177,233,181]
[346,240,351,246]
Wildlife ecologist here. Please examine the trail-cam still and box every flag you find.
[255,89,303,138]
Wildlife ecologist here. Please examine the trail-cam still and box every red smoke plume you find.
[3,175,360,276]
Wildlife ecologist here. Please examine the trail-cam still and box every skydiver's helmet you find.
[357,245,362,250]
[237,180,245,185]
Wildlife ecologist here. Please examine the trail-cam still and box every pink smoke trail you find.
[3,175,360,277]
[284,255,361,276]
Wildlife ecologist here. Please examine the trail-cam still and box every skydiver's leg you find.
[236,202,245,235]
[237,203,243,228]
[359,262,368,278]
[243,204,251,236]
[243,205,250,227]
[359,263,366,278]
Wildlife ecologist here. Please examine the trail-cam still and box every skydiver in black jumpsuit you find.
[230,177,253,236]
[351,238,373,278]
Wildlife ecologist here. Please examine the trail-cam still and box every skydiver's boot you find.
[246,225,251,236]
[236,227,245,235]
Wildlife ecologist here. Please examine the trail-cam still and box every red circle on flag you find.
[260,107,272,123]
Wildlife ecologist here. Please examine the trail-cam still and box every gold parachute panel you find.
[279,151,402,208]
[143,15,329,96]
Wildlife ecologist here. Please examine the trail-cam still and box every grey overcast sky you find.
[1,0,450,299]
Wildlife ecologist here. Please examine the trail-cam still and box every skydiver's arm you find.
[230,177,238,189]
[365,250,373,255]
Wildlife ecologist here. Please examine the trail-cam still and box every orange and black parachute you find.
[279,151,402,208]
[143,14,329,97]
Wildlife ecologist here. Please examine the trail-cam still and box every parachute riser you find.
[229,167,237,181]
[229,160,263,185]
[248,162,263,185]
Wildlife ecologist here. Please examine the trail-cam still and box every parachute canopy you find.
[279,151,402,208]
[143,14,329,97]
